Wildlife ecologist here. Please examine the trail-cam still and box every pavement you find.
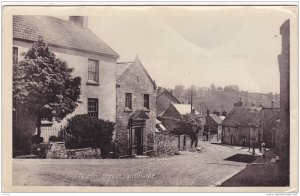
[13,141,253,187]
[220,148,289,186]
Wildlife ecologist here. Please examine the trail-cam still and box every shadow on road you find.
[225,154,257,163]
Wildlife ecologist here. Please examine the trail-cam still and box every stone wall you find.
[116,59,157,156]
[46,142,101,159]
[155,133,179,157]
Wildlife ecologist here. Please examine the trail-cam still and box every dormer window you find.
[88,59,99,83]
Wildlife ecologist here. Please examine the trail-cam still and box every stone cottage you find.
[205,112,224,143]
[221,106,261,147]
[156,89,180,116]
[160,103,205,151]
[115,56,157,156]
[13,15,119,154]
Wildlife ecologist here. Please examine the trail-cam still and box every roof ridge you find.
[13,15,119,58]
[117,61,134,64]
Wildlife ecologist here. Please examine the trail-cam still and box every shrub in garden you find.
[31,135,44,144]
[31,143,51,158]
[62,114,115,158]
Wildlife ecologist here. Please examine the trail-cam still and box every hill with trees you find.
[170,84,280,115]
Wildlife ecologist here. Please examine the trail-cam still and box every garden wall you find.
[155,133,179,157]
[46,142,101,159]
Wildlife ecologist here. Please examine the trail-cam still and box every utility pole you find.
[191,86,193,113]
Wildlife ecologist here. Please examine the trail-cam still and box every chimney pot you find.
[69,16,88,28]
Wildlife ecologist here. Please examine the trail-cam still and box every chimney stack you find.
[207,109,210,116]
[69,16,88,28]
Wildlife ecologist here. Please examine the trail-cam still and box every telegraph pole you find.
[191,86,193,113]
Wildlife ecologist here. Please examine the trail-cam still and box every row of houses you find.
[221,100,280,148]
[13,15,157,157]
[156,87,280,150]
[12,15,285,158]
[13,15,206,157]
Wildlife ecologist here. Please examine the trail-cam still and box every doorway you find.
[134,127,143,155]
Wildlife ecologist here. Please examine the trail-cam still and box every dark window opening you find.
[125,93,132,109]
[144,94,150,109]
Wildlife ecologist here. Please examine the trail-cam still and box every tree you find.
[171,113,203,150]
[222,110,227,116]
[210,84,216,91]
[213,110,220,116]
[173,85,185,99]
[267,92,274,100]
[13,37,81,137]
[217,86,223,91]
[224,85,240,94]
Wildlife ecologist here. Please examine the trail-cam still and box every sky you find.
[61,6,293,93]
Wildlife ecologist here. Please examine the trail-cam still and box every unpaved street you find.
[13,142,250,186]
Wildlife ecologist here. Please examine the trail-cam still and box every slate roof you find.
[172,104,195,115]
[209,114,223,125]
[13,15,119,58]
[157,89,181,104]
[222,107,261,127]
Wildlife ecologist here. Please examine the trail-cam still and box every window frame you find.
[87,98,99,118]
[125,93,132,109]
[88,59,99,83]
[144,94,150,109]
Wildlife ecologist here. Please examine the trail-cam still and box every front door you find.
[135,127,143,155]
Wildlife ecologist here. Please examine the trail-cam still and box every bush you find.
[108,140,120,159]
[31,143,51,158]
[62,114,115,159]
[31,135,44,144]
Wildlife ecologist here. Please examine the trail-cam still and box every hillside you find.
[173,89,280,114]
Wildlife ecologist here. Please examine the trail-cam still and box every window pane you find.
[88,98,98,118]
[88,59,99,82]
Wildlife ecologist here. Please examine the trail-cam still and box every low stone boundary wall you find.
[155,133,179,157]
[46,142,101,159]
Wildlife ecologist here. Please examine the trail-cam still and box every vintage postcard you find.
[2,3,298,193]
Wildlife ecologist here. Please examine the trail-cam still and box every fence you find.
[35,126,61,142]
